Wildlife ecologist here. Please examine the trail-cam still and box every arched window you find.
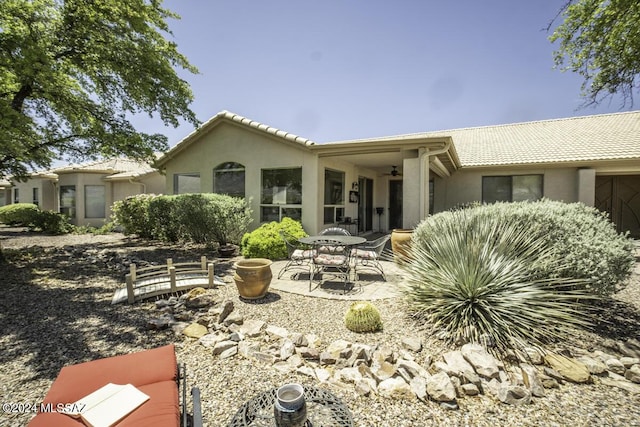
[213,162,245,198]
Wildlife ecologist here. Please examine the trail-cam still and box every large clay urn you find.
[233,258,273,299]
[391,229,413,263]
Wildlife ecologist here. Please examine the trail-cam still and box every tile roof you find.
[51,158,153,174]
[418,111,640,167]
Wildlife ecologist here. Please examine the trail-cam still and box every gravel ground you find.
[1,227,639,427]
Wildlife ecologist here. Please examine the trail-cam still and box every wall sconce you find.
[351,182,359,191]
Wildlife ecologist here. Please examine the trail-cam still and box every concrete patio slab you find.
[268,259,406,300]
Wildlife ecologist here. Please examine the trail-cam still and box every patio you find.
[268,258,405,300]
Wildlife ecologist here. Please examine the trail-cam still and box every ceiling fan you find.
[384,166,402,177]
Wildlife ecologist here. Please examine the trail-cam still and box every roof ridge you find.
[217,110,315,146]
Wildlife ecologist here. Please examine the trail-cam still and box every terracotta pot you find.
[391,229,413,263]
[233,258,273,299]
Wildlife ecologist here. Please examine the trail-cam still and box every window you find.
[482,175,543,203]
[32,188,39,207]
[261,168,302,222]
[173,173,200,194]
[323,169,345,224]
[85,185,105,218]
[213,162,245,198]
[60,185,76,218]
[13,188,19,203]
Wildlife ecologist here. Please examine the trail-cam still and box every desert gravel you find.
[1,228,639,427]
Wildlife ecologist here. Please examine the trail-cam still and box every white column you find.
[577,168,596,206]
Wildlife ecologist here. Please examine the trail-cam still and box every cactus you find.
[344,301,383,333]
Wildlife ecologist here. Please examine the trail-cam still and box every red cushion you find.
[28,345,179,427]
[42,344,177,405]
[28,381,179,427]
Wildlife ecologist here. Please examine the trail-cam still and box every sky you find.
[140,0,631,147]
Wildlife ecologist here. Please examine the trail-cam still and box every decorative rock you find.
[290,332,308,347]
[378,377,414,400]
[315,368,332,383]
[461,383,479,396]
[223,312,244,327]
[410,376,428,401]
[401,336,423,353]
[212,340,237,355]
[426,371,457,402]
[461,343,500,379]
[199,333,224,348]
[280,339,295,361]
[185,293,216,309]
[305,334,321,348]
[239,319,266,338]
[442,351,476,379]
[319,351,337,365]
[576,356,608,375]
[497,385,532,405]
[544,353,591,383]
[600,372,640,394]
[326,339,352,358]
[217,300,234,323]
[397,359,430,381]
[296,366,316,379]
[338,367,362,384]
[219,346,238,359]
[625,364,640,384]
[522,347,544,365]
[273,361,295,374]
[170,321,189,335]
[520,363,546,397]
[228,331,243,342]
[182,322,209,338]
[251,351,276,365]
[266,324,289,339]
[621,357,640,368]
[439,401,459,410]
[539,373,560,389]
[605,358,626,375]
[296,347,319,360]
[147,316,172,330]
[371,359,396,382]
[355,378,375,396]
[237,341,260,358]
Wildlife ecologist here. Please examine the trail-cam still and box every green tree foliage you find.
[550,0,640,106]
[0,0,198,180]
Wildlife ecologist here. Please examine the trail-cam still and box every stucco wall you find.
[439,166,581,210]
[163,122,318,232]
[10,177,56,211]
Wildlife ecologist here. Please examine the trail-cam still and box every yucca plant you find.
[402,210,598,354]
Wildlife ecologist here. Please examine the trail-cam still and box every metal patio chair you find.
[277,230,315,279]
[351,234,391,280]
[309,238,352,293]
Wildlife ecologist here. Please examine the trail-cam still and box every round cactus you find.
[344,301,383,333]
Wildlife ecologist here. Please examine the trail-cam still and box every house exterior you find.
[8,158,164,227]
[154,110,640,238]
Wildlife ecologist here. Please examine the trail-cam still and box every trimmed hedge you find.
[0,203,40,226]
[241,217,308,259]
[413,199,635,297]
[112,193,253,247]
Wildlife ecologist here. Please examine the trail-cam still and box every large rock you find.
[212,340,237,356]
[520,363,546,397]
[326,339,352,358]
[461,343,500,379]
[576,356,608,375]
[182,322,208,338]
[498,385,532,405]
[378,377,414,400]
[217,300,234,323]
[544,353,591,383]
[239,319,266,338]
[625,364,640,384]
[442,351,476,378]
[426,371,457,402]
[401,336,423,353]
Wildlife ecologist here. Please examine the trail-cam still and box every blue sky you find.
[143,0,629,146]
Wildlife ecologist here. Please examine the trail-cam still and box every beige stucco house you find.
[156,110,640,238]
[8,158,164,227]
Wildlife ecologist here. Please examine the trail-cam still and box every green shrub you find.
[32,210,74,234]
[345,301,383,333]
[111,194,156,238]
[241,217,307,259]
[404,209,597,353]
[414,199,634,297]
[174,193,252,246]
[146,195,181,242]
[73,221,115,235]
[0,203,40,226]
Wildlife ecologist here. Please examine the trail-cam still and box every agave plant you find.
[402,210,598,353]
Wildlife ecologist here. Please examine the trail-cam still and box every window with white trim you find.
[261,168,302,222]
[482,175,543,203]
[213,162,245,198]
[173,173,200,194]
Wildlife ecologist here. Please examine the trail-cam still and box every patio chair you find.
[309,238,352,293]
[277,230,315,279]
[318,227,351,236]
[352,234,391,280]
